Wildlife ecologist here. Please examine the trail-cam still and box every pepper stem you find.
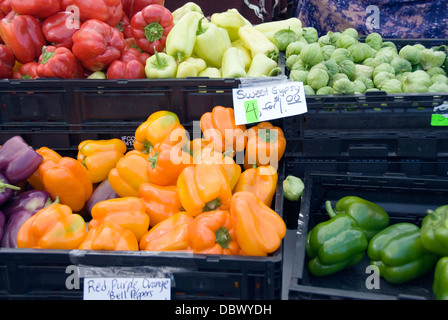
[203,198,221,212]
[144,22,164,42]
[148,152,159,168]
[0,180,21,192]
[215,227,231,249]
[196,17,207,36]
[39,46,55,64]
[258,129,278,144]
[325,200,337,218]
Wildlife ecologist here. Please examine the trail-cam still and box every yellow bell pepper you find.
[233,165,278,207]
[77,139,127,183]
[230,191,286,256]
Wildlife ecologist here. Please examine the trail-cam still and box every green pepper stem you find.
[0,180,21,192]
[196,17,207,36]
[268,67,282,77]
[144,22,164,42]
[325,200,337,218]
[39,46,55,64]
[203,198,221,212]
[215,227,231,249]
[148,152,159,169]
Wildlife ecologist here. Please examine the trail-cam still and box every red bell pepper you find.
[122,0,165,19]
[11,0,60,19]
[0,43,14,78]
[0,12,46,64]
[42,11,80,50]
[73,0,123,27]
[12,62,39,79]
[0,0,11,15]
[121,46,150,65]
[107,59,145,79]
[130,4,174,55]
[36,45,78,79]
[117,12,133,39]
[72,19,126,72]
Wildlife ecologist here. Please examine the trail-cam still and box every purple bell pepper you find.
[1,190,51,248]
[0,136,43,184]
[86,178,118,215]
[0,172,21,207]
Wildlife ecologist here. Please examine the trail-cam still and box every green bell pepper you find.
[306,196,390,277]
[193,18,231,69]
[433,257,448,300]
[421,205,448,256]
[325,196,390,241]
[306,213,368,276]
[368,223,437,284]
[145,49,177,78]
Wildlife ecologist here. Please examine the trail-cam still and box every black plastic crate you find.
[283,92,448,158]
[288,171,448,300]
[0,166,285,300]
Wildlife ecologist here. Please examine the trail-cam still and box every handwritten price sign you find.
[232,81,307,125]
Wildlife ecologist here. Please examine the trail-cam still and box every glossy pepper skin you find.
[1,190,51,248]
[38,151,93,212]
[12,62,39,79]
[138,182,183,227]
[230,192,286,256]
[210,8,249,42]
[0,136,43,185]
[188,209,241,255]
[0,12,46,64]
[433,257,448,300]
[238,24,279,61]
[130,4,174,55]
[368,223,437,284]
[72,19,126,72]
[77,139,127,183]
[108,150,151,198]
[122,0,165,19]
[306,213,368,277]
[17,203,88,250]
[191,142,241,191]
[73,0,123,27]
[140,212,193,251]
[146,143,193,186]
[177,163,232,216]
[11,0,60,19]
[193,18,231,69]
[244,122,286,170]
[325,196,390,241]
[0,43,15,78]
[36,45,78,79]
[85,178,118,215]
[79,222,139,251]
[27,147,62,191]
[420,205,448,256]
[200,106,247,154]
[233,165,278,207]
[134,111,187,154]
[107,59,146,79]
[42,11,80,50]
[165,11,201,62]
[89,197,149,241]
[221,47,247,78]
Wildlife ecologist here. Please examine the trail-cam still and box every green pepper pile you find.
[305,199,448,300]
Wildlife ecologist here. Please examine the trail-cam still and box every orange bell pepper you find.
[17,203,88,250]
[37,151,93,212]
[108,150,151,198]
[187,209,241,255]
[200,106,247,154]
[192,143,241,191]
[147,143,194,186]
[79,222,139,251]
[134,110,188,154]
[177,163,232,216]
[77,139,127,183]
[230,191,286,256]
[27,147,63,191]
[138,182,183,227]
[233,165,278,207]
[244,122,286,170]
[140,212,194,251]
[88,197,150,241]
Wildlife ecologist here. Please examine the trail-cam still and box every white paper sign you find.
[232,81,307,125]
[83,277,171,300]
